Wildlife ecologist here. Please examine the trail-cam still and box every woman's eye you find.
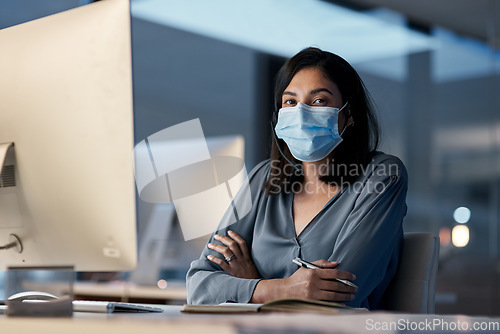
[313,98,326,104]
[283,99,296,106]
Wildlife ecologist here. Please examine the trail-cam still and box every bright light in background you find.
[439,227,451,247]
[452,225,469,247]
[431,27,500,83]
[131,1,498,84]
[157,279,168,289]
[131,0,436,64]
[453,206,471,224]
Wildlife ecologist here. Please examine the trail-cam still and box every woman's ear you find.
[340,107,354,131]
[346,113,354,127]
[345,105,354,126]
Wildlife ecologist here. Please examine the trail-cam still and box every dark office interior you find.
[1,0,499,316]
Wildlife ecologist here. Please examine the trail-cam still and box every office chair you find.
[379,232,440,314]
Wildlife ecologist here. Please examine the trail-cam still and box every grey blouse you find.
[186,152,407,309]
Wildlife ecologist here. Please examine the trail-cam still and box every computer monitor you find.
[0,0,137,271]
[131,135,246,286]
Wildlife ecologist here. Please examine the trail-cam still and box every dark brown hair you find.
[264,47,380,194]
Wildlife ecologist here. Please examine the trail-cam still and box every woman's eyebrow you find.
[282,88,333,97]
[310,88,333,95]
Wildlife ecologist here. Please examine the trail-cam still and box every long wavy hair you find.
[264,47,380,194]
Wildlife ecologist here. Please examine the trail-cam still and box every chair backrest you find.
[379,232,440,313]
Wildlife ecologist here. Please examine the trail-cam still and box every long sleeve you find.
[186,153,408,308]
[329,155,407,309]
[186,161,270,305]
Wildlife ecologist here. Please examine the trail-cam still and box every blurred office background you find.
[1,0,499,315]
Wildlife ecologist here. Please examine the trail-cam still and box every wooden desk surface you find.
[0,311,233,334]
[73,281,187,304]
[1,304,500,334]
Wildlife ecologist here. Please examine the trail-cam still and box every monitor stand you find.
[5,266,74,317]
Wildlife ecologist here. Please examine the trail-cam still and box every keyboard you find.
[73,300,163,313]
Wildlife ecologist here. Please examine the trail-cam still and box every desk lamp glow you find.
[0,0,137,271]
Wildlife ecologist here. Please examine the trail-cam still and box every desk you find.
[0,306,232,334]
[1,305,500,333]
[73,282,187,305]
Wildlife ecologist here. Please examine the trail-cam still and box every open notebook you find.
[73,301,163,313]
[182,298,368,314]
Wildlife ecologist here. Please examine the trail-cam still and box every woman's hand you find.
[206,230,261,279]
[284,259,357,301]
[251,259,357,303]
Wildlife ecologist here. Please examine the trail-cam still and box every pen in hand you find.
[292,257,358,289]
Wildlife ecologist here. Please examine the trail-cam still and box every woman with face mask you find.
[186,47,407,310]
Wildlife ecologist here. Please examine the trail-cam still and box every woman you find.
[186,47,407,309]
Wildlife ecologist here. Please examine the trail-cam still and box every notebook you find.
[73,300,163,313]
[182,298,368,314]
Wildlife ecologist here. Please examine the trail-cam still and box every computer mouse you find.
[8,291,58,302]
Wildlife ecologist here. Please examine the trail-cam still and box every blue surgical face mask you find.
[274,102,349,162]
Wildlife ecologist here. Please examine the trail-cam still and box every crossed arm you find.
[206,230,357,304]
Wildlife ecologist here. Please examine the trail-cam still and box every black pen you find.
[292,257,358,289]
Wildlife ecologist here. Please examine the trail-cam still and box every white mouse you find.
[8,291,58,302]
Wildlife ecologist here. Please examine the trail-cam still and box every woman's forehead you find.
[285,68,339,94]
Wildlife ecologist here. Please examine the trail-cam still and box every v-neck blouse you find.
[186,152,407,309]
[290,184,345,238]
